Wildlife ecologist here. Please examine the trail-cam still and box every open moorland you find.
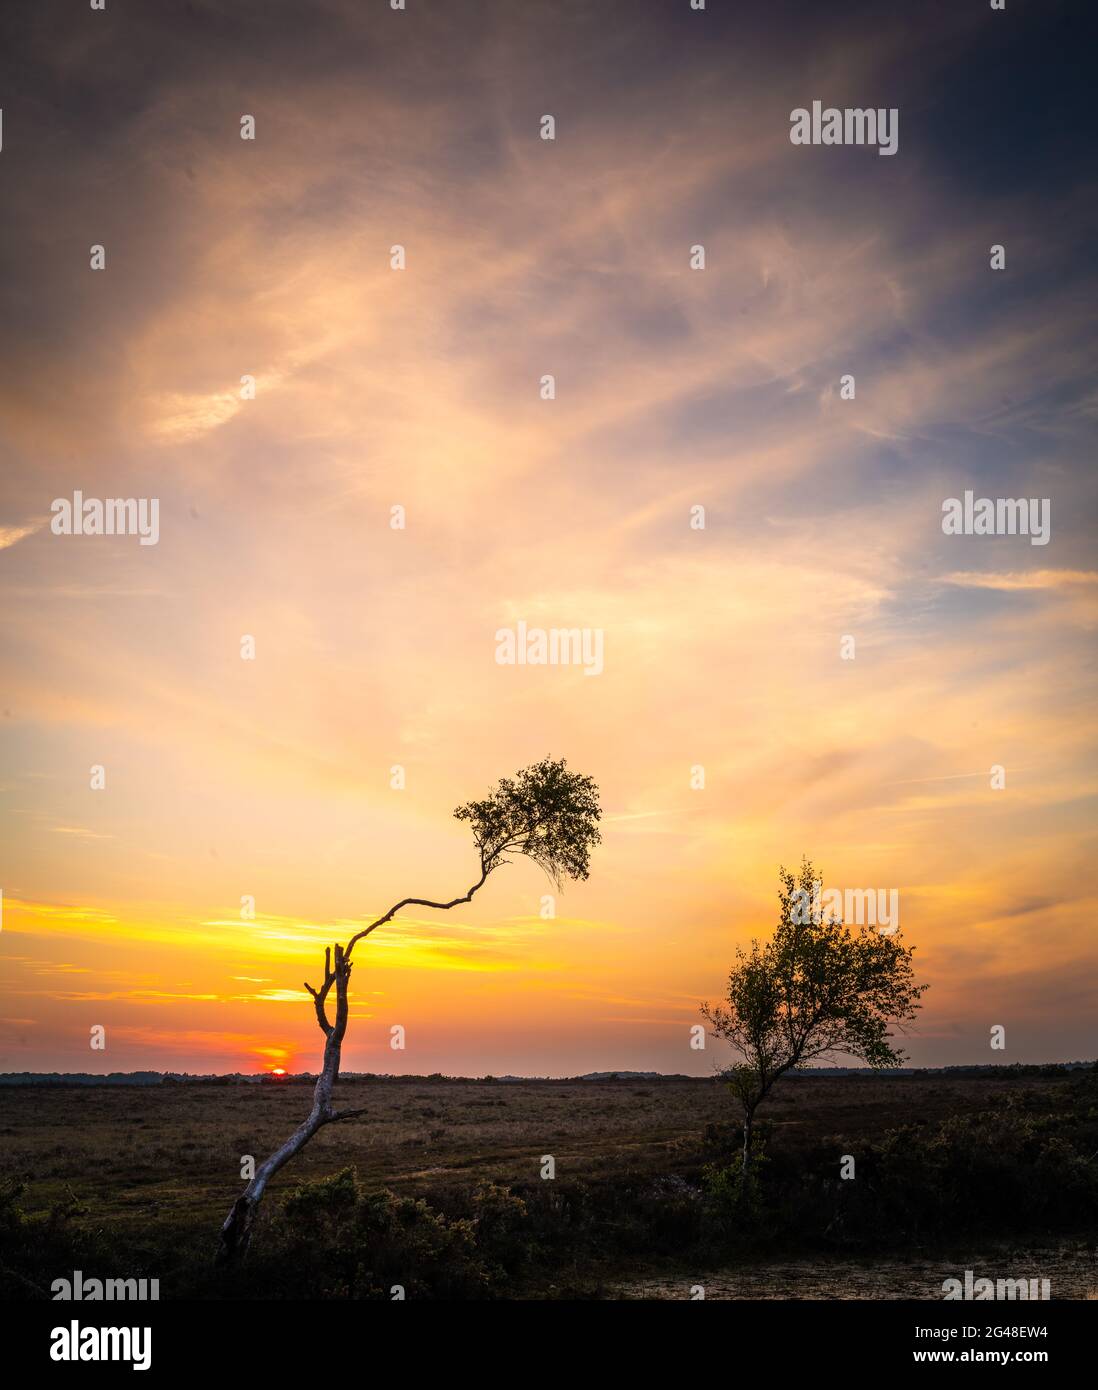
[1,1068,1096,1299]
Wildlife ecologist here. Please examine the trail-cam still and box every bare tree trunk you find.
[216,865,491,1264]
[218,944,359,1264]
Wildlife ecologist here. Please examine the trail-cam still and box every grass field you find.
[2,1069,1096,1298]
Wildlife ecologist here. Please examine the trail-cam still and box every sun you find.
[270,1067,286,1076]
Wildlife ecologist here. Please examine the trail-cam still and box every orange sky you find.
[1,0,1095,1075]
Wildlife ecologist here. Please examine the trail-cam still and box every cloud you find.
[943,570,1098,591]
[0,520,44,550]
[1,0,1095,1071]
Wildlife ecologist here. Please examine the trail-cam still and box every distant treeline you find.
[0,1062,1093,1087]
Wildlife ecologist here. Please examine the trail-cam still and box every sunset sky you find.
[1,0,1095,1076]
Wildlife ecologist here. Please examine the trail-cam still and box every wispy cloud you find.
[0,520,43,550]
[0,0,1094,1073]
[943,570,1098,591]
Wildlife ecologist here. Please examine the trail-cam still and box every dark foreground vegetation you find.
[1,1067,1096,1298]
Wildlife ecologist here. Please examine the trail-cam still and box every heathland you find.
[1,1067,1095,1299]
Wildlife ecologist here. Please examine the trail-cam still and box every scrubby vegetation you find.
[1,1068,1095,1298]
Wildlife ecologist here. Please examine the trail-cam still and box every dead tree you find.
[217,758,600,1262]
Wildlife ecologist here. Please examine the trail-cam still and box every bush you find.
[702,1144,770,1240]
[471,1181,530,1281]
[266,1166,490,1299]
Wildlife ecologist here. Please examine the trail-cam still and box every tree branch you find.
[344,859,491,961]
[303,946,337,1036]
[326,1106,369,1124]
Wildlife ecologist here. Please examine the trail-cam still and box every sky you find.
[0,0,1095,1076]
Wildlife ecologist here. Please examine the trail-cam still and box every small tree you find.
[701,859,927,1175]
[218,758,600,1262]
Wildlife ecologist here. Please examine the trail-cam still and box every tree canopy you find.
[454,756,601,887]
[702,859,928,1160]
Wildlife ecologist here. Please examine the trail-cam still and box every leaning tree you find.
[218,757,601,1262]
[701,859,927,1176]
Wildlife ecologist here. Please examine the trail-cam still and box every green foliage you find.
[1,1073,1094,1296]
[470,1181,531,1279]
[0,1179,134,1299]
[0,1179,26,1237]
[703,1146,769,1228]
[274,1167,488,1299]
[833,1103,1098,1242]
[454,758,601,887]
[702,859,928,1161]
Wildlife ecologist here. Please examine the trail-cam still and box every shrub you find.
[269,1166,489,1299]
